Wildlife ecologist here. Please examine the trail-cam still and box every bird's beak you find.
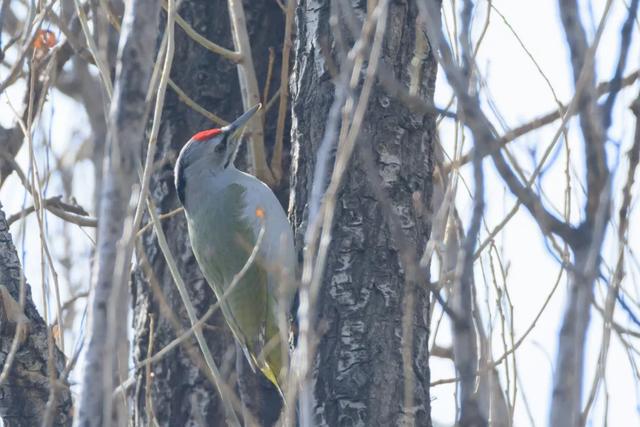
[224,103,261,140]
[221,104,261,168]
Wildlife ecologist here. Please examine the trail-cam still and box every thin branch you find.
[550,3,614,425]
[0,1,56,94]
[144,316,159,426]
[72,0,113,98]
[227,0,274,185]
[136,207,184,236]
[262,47,275,105]
[601,0,639,128]
[558,0,610,223]
[441,69,640,174]
[270,0,296,184]
[126,0,178,295]
[450,2,488,424]
[163,0,242,62]
[420,0,595,244]
[582,92,640,423]
[167,78,228,126]
[15,61,68,420]
[431,266,565,388]
[76,0,160,424]
[490,2,564,108]
[376,62,457,118]
[7,196,96,227]
[134,214,265,373]
[146,198,242,426]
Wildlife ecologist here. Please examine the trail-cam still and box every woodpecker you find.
[174,105,295,393]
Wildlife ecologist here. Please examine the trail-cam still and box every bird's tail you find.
[260,363,284,398]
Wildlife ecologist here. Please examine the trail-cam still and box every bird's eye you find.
[215,139,226,153]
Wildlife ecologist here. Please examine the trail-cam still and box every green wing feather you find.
[187,183,286,393]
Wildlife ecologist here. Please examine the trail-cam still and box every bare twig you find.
[227,0,274,185]
[136,207,184,236]
[164,0,242,62]
[135,212,266,372]
[144,316,159,427]
[146,198,242,426]
[430,264,565,389]
[448,2,488,424]
[168,78,228,126]
[558,0,610,223]
[0,1,57,94]
[376,63,457,118]
[12,61,68,426]
[601,0,639,128]
[76,0,161,424]
[582,92,640,423]
[549,2,614,425]
[103,0,179,424]
[421,1,576,244]
[441,68,640,174]
[7,196,95,227]
[271,0,296,184]
[72,0,113,98]
[263,47,275,106]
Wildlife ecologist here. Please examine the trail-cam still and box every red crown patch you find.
[192,128,223,141]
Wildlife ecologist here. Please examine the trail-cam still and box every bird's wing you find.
[236,174,297,390]
[186,182,268,377]
[237,174,297,311]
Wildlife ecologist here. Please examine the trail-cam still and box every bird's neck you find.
[182,165,237,212]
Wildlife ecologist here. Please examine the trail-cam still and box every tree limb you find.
[442,69,640,174]
[75,0,160,425]
[227,0,274,185]
[558,0,609,223]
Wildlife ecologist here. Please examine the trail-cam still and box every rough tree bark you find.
[289,1,435,425]
[0,203,72,427]
[131,1,287,425]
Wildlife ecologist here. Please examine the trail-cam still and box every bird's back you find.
[184,167,295,390]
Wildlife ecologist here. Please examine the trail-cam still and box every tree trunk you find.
[289,1,436,425]
[131,1,287,425]
[0,204,72,427]
[76,0,160,424]
[549,247,595,427]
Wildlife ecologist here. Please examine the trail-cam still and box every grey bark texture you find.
[550,2,610,425]
[289,1,435,425]
[76,0,160,425]
[0,203,72,427]
[550,248,599,427]
[131,1,287,425]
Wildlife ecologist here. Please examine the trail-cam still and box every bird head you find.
[175,104,261,205]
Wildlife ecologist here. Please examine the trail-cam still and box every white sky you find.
[431,1,640,426]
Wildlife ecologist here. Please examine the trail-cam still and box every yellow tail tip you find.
[260,364,285,398]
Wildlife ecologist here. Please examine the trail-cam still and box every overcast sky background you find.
[431,1,640,426]
[1,1,639,426]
